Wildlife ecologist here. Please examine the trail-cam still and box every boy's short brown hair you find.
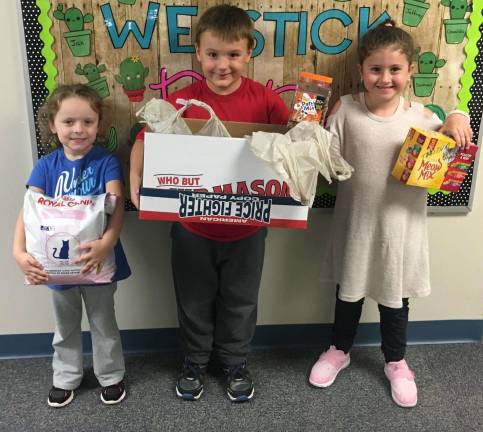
[194,5,255,49]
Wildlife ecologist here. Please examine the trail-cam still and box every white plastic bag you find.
[136,97,230,137]
[249,121,354,206]
[23,189,117,285]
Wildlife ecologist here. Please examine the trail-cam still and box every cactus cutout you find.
[441,0,470,19]
[53,4,93,57]
[75,63,106,82]
[402,0,430,27]
[115,57,149,102]
[417,52,446,74]
[441,0,471,44]
[53,5,93,32]
[98,127,118,153]
[75,63,110,98]
[412,52,446,97]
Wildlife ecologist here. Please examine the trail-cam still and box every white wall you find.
[1,2,481,336]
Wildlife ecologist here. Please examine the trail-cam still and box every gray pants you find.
[51,283,125,390]
[171,223,266,366]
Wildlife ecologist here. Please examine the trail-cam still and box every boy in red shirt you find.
[130,4,289,402]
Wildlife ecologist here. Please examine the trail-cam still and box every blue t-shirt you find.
[27,146,131,289]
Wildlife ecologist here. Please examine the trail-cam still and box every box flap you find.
[184,118,288,137]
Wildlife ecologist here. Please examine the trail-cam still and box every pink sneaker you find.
[384,359,417,408]
[309,345,350,388]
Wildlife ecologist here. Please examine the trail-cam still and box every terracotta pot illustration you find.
[123,87,146,102]
[402,0,430,27]
[443,19,469,44]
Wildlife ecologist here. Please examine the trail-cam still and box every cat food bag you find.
[23,189,117,285]
[392,127,478,192]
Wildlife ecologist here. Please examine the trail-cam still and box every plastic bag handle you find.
[174,98,218,121]
[174,98,230,137]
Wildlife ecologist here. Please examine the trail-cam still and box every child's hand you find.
[77,239,111,275]
[130,175,141,209]
[14,251,49,284]
[129,138,144,210]
[438,113,473,150]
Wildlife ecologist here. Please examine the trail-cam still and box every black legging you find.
[331,288,409,363]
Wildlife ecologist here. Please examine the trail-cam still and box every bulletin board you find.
[19,0,482,212]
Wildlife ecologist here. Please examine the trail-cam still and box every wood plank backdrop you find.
[24,0,478,209]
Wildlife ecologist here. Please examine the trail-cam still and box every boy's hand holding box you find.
[392,127,478,192]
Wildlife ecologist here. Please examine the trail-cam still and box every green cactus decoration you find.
[53,4,93,32]
[75,63,110,98]
[115,56,149,102]
[441,0,470,20]
[98,127,118,153]
[412,51,446,97]
[417,52,446,74]
[425,104,447,122]
[115,57,149,91]
[441,0,471,44]
[402,0,430,27]
[75,63,106,82]
[53,4,94,57]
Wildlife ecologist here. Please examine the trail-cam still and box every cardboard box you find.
[139,120,310,229]
[392,127,478,192]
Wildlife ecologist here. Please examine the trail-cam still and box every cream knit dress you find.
[322,93,442,308]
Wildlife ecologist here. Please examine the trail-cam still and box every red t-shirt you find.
[138,76,289,241]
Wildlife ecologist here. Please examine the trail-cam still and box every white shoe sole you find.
[176,386,203,401]
[227,387,254,402]
[309,357,350,388]
[389,389,417,408]
[47,390,74,408]
[100,389,126,405]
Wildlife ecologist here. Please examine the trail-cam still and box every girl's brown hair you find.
[194,5,255,49]
[38,84,104,151]
[358,20,416,65]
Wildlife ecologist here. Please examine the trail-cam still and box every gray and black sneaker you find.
[100,381,126,405]
[224,363,254,402]
[176,360,206,400]
[47,386,74,408]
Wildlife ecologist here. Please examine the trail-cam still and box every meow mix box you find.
[392,127,478,192]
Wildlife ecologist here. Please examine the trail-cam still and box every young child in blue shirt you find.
[13,84,131,407]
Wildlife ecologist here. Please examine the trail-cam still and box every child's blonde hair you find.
[358,20,416,65]
[194,5,255,50]
[38,84,104,151]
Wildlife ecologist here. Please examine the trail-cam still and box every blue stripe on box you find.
[140,188,303,206]
[0,320,481,359]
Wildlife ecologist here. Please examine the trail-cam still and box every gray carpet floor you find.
[0,343,481,432]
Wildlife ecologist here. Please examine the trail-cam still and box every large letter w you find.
[100,1,160,49]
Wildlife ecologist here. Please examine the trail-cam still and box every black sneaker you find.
[47,386,74,408]
[100,381,126,405]
[176,360,206,400]
[224,363,254,402]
